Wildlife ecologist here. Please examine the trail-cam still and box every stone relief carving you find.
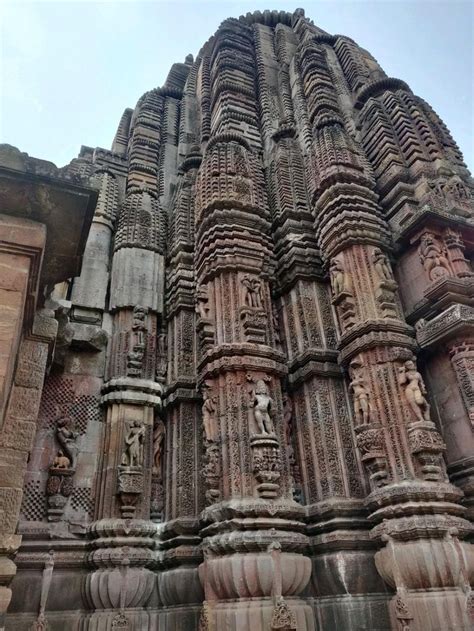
[196,284,215,350]
[372,247,398,318]
[329,257,357,331]
[372,248,393,282]
[249,377,274,435]
[283,392,302,503]
[349,365,372,427]
[202,383,218,443]
[398,359,431,423]
[56,417,79,470]
[121,420,145,467]
[418,232,451,282]
[203,442,221,506]
[242,275,263,309]
[155,332,167,382]
[196,284,211,320]
[442,227,474,278]
[394,593,413,630]
[271,597,297,630]
[152,417,165,477]
[449,340,474,428]
[126,305,148,377]
[201,382,221,506]
[46,418,79,521]
[330,258,349,297]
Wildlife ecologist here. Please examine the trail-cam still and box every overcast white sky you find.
[1,0,473,172]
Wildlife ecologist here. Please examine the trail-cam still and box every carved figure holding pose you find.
[419,232,451,281]
[56,417,79,469]
[398,359,431,423]
[372,248,393,281]
[349,374,372,426]
[252,379,274,434]
[202,385,218,442]
[122,420,145,467]
[330,258,349,296]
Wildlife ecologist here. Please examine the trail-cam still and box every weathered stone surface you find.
[3,8,474,631]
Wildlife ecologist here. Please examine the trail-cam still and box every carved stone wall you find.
[4,8,474,631]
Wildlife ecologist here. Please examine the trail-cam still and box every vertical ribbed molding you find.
[155,59,205,624]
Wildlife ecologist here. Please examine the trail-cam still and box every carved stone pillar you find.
[84,89,166,630]
[194,23,314,624]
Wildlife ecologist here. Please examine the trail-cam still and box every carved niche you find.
[397,359,431,424]
[423,174,473,218]
[372,247,399,319]
[155,331,167,384]
[398,356,447,481]
[151,415,165,521]
[349,358,389,490]
[200,382,221,506]
[46,417,79,522]
[196,283,215,352]
[126,305,148,377]
[329,256,357,332]
[240,274,267,344]
[247,374,282,499]
[117,420,146,518]
[448,339,474,428]
[418,231,451,283]
[283,393,302,503]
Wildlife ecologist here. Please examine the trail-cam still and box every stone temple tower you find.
[2,8,473,631]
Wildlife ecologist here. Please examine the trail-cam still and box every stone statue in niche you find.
[349,366,372,427]
[155,332,167,381]
[329,257,357,330]
[203,442,221,505]
[56,417,79,469]
[250,378,274,435]
[418,232,451,281]
[372,248,393,281]
[153,417,165,477]
[398,359,431,423]
[132,305,147,341]
[47,419,78,521]
[372,247,398,318]
[329,257,350,297]
[121,420,145,467]
[283,393,293,445]
[242,275,263,309]
[127,305,148,377]
[196,284,211,320]
[272,307,282,350]
[202,383,218,443]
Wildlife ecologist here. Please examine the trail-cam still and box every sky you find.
[1,0,473,172]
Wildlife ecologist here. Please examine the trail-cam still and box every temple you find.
[1,8,473,631]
